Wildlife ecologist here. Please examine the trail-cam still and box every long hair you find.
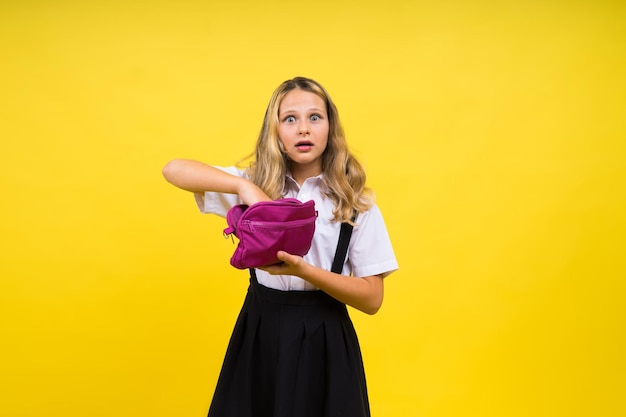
[248,77,373,223]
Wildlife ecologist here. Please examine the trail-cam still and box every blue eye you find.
[310,114,320,121]
[285,116,296,123]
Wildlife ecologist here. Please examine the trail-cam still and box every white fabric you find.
[195,166,398,291]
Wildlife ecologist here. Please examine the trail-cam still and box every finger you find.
[259,265,281,275]
[276,250,295,262]
[261,259,290,272]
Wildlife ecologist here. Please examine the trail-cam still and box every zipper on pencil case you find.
[242,217,315,232]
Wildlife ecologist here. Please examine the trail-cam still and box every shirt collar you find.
[283,171,324,193]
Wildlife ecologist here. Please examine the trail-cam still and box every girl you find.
[162,77,398,417]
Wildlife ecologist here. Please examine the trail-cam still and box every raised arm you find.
[162,159,271,206]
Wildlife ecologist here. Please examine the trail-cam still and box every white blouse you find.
[195,166,398,291]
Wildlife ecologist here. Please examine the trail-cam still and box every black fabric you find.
[207,274,370,417]
[331,218,354,274]
[207,221,370,417]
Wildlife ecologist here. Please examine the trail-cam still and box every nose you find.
[297,120,310,135]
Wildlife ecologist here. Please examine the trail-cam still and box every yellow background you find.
[1,1,624,416]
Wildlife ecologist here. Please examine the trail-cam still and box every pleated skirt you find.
[207,273,371,417]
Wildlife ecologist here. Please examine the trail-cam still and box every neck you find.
[290,163,322,186]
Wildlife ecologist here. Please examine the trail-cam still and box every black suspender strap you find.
[331,214,356,274]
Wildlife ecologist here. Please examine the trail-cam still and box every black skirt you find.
[207,272,371,417]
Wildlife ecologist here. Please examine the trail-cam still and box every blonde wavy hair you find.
[247,77,373,224]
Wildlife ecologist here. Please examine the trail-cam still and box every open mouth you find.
[296,141,314,148]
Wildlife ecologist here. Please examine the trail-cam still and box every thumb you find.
[276,250,295,263]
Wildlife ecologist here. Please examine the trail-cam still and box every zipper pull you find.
[223,228,235,243]
[242,220,255,232]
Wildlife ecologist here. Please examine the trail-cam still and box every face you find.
[277,88,329,177]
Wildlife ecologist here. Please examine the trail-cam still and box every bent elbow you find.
[162,160,180,183]
[362,295,383,315]
[361,276,384,315]
[162,159,193,188]
[364,302,382,315]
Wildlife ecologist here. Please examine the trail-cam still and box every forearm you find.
[301,266,384,315]
[262,252,384,315]
[162,159,242,193]
[162,159,271,205]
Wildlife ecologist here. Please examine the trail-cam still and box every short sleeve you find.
[348,204,399,278]
[193,166,247,218]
